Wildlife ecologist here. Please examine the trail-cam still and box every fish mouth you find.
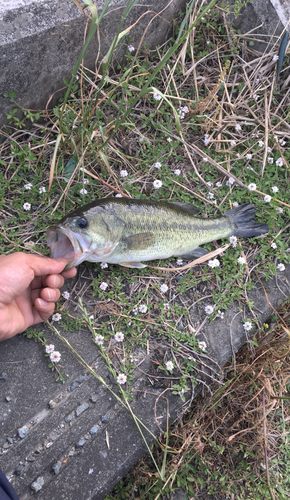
[47,225,91,270]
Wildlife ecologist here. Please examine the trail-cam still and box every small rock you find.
[89,425,99,435]
[3,443,10,449]
[101,414,109,423]
[90,394,98,403]
[177,320,184,332]
[76,402,89,417]
[48,400,56,409]
[18,427,30,439]
[31,476,44,492]
[15,465,23,476]
[77,375,88,383]
[176,276,184,282]
[5,396,11,402]
[65,413,73,423]
[69,381,79,391]
[7,438,13,444]
[0,373,7,381]
[52,461,61,475]
[100,451,107,458]
[75,439,86,449]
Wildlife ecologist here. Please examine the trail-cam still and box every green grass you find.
[1,0,290,497]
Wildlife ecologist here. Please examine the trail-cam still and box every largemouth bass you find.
[47,198,269,269]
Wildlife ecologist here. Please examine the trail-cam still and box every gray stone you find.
[31,476,44,492]
[75,439,86,449]
[0,0,188,129]
[77,375,88,383]
[6,438,13,444]
[76,402,89,417]
[89,425,99,435]
[69,381,80,392]
[0,373,7,381]
[65,412,74,423]
[52,461,61,475]
[18,426,30,439]
[5,396,11,402]
[101,414,109,423]
[90,394,98,403]
[15,465,23,476]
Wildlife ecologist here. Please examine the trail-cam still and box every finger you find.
[42,274,65,289]
[62,267,77,279]
[24,254,69,277]
[34,298,56,322]
[41,287,61,303]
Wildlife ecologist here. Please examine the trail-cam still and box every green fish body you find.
[47,198,268,269]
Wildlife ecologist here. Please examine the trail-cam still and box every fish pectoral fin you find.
[179,247,209,260]
[119,261,147,268]
[168,201,200,216]
[122,232,155,250]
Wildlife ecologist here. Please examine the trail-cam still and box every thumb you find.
[25,254,69,276]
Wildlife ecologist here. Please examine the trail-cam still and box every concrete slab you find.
[0,264,289,499]
[0,0,187,128]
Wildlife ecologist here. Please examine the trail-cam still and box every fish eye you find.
[76,217,88,229]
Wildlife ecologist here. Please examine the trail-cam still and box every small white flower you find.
[117,373,127,384]
[114,332,124,342]
[243,321,252,331]
[50,351,61,363]
[167,137,172,143]
[174,169,181,175]
[153,93,162,101]
[83,178,89,185]
[128,45,135,52]
[272,54,279,62]
[253,94,259,101]
[230,236,237,247]
[139,304,147,314]
[23,202,31,211]
[94,335,104,345]
[62,291,70,300]
[246,154,252,160]
[230,140,236,147]
[205,305,214,314]
[238,256,246,265]
[153,180,162,189]
[203,157,208,162]
[258,140,264,147]
[276,207,283,214]
[179,389,185,397]
[277,263,285,271]
[120,170,128,177]
[216,181,222,187]
[129,354,139,363]
[235,124,242,131]
[274,135,279,142]
[268,157,273,164]
[217,310,224,319]
[271,242,277,249]
[100,282,108,291]
[279,139,286,146]
[204,134,210,145]
[45,344,55,354]
[182,106,189,113]
[24,183,32,190]
[248,183,257,191]
[264,195,272,203]
[163,303,170,310]
[100,262,108,269]
[39,186,46,193]
[208,192,215,199]
[166,361,174,371]
[207,181,213,187]
[52,313,62,321]
[236,153,240,158]
[267,147,272,153]
[276,157,283,167]
[160,284,169,293]
[228,177,234,185]
[232,201,239,208]
[198,341,207,351]
[208,258,220,268]
[115,193,123,197]
[176,259,183,266]
[80,188,88,195]
[154,162,162,169]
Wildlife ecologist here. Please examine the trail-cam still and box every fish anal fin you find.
[122,232,154,250]
[119,261,147,268]
[169,201,200,216]
[179,247,209,260]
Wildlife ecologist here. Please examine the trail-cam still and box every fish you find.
[47,198,269,270]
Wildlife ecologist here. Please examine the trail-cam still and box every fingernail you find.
[38,298,49,308]
[47,289,56,300]
[56,257,68,264]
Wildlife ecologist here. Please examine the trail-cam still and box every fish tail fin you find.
[223,203,269,237]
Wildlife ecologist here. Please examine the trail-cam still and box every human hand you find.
[0,252,76,341]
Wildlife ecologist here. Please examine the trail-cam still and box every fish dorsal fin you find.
[168,201,200,216]
[122,232,155,250]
